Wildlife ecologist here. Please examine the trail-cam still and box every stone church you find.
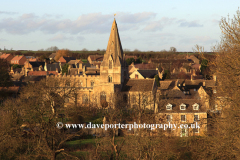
[47,19,157,109]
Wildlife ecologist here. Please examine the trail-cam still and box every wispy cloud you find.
[49,34,74,42]
[143,17,176,32]
[178,20,203,27]
[0,11,18,15]
[0,12,158,35]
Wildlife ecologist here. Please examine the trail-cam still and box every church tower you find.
[100,19,128,86]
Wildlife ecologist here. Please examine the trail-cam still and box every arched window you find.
[100,92,106,101]
[82,94,88,104]
[109,60,112,69]
[108,76,112,83]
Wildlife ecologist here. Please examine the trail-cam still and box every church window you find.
[100,92,106,101]
[135,74,138,79]
[109,60,112,69]
[82,94,88,104]
[91,81,94,87]
[108,75,112,82]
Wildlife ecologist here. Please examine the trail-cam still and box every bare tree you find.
[169,47,177,52]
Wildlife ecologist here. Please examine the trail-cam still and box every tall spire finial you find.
[114,13,116,19]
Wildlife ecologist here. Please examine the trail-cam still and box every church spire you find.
[101,19,124,67]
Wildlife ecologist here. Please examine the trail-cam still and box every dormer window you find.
[180,103,186,110]
[166,103,172,110]
[193,103,199,110]
[109,60,112,69]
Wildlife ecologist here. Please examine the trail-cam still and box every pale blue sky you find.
[0,0,239,51]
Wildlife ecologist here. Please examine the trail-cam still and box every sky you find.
[0,0,239,52]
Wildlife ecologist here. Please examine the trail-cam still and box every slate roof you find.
[122,79,154,92]
[159,80,179,90]
[29,62,45,68]
[88,55,104,61]
[83,62,91,67]
[46,63,61,72]
[13,68,22,74]
[49,53,56,59]
[134,63,157,70]
[61,57,76,63]
[184,80,205,86]
[138,70,158,78]
[163,86,186,98]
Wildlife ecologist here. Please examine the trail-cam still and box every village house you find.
[186,55,200,64]
[129,69,158,79]
[155,80,210,137]
[58,56,76,64]
[88,55,104,65]
[49,53,57,60]
[11,55,27,65]
[0,53,14,62]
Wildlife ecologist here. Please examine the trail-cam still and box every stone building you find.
[47,19,157,108]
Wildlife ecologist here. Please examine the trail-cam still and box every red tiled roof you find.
[0,53,11,59]
[11,55,25,61]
